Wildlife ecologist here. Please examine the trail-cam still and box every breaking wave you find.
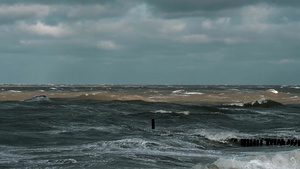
[194,150,300,169]
[172,90,204,95]
[228,98,283,108]
[193,129,249,143]
[267,89,279,94]
[23,95,51,102]
[153,110,190,115]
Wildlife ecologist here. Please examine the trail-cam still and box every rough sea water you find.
[1,85,300,169]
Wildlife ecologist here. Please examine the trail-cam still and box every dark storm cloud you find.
[0,0,134,25]
[143,0,300,18]
[0,0,115,5]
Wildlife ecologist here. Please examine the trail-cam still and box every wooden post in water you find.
[152,119,155,129]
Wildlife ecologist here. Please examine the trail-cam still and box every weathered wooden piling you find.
[152,119,155,129]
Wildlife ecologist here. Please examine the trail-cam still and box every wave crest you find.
[24,95,51,102]
[153,110,190,115]
[194,150,300,169]
[229,98,283,108]
[193,129,249,143]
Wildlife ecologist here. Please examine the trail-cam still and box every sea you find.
[1,85,300,169]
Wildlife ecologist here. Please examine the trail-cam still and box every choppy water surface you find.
[1,85,300,168]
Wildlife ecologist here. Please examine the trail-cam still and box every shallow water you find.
[1,85,300,168]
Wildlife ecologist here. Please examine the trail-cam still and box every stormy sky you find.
[0,0,299,85]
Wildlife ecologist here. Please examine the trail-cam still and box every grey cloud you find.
[0,4,50,24]
[143,0,300,18]
[0,0,116,5]
[1,0,300,84]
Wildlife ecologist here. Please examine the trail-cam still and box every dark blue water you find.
[1,85,300,168]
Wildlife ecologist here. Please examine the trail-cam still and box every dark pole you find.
[152,119,155,129]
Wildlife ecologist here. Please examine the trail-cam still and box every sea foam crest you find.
[153,110,190,115]
[267,89,278,94]
[243,98,282,107]
[228,98,282,108]
[194,150,300,169]
[185,92,204,95]
[194,129,245,143]
[24,95,51,102]
[8,90,22,93]
[172,90,203,95]
[172,90,185,94]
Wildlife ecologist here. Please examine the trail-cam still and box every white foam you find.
[46,125,122,134]
[177,111,190,115]
[229,89,239,91]
[185,92,204,95]
[24,95,51,102]
[228,98,280,107]
[195,150,300,169]
[172,90,184,94]
[47,159,77,165]
[153,110,190,115]
[226,102,245,107]
[267,89,278,94]
[194,129,249,143]
[154,110,172,114]
[8,90,22,93]
[100,138,161,151]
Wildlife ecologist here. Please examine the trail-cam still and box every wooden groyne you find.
[231,138,300,147]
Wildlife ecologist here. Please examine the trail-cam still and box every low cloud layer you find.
[0,0,299,84]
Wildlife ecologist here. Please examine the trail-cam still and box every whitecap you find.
[227,98,282,107]
[229,88,239,91]
[184,92,204,95]
[24,95,51,102]
[47,158,77,165]
[172,90,184,94]
[8,90,22,93]
[193,129,249,143]
[195,150,300,169]
[153,110,190,115]
[226,102,244,107]
[153,110,172,114]
[267,89,278,94]
[244,98,282,107]
[176,111,190,115]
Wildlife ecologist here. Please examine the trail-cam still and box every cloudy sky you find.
[0,0,299,85]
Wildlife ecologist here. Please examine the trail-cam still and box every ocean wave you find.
[23,95,51,102]
[172,90,185,94]
[153,110,190,115]
[267,89,279,94]
[291,86,300,89]
[172,90,204,95]
[193,129,249,143]
[194,150,300,169]
[100,138,162,151]
[228,98,283,108]
[185,92,204,95]
[47,159,77,165]
[8,90,22,93]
